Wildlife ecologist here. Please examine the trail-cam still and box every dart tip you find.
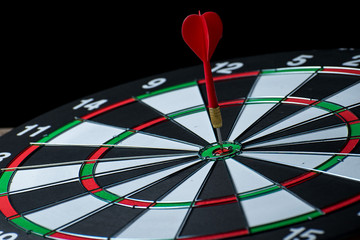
[215,128,223,148]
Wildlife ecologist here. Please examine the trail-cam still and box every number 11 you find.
[17,124,51,137]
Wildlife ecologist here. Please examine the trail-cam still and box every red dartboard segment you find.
[337,110,359,122]
[194,195,238,207]
[7,145,40,169]
[322,67,360,75]
[283,97,318,105]
[340,138,359,154]
[179,228,249,240]
[219,99,245,107]
[281,172,319,188]
[132,116,168,131]
[88,147,109,160]
[50,232,102,240]
[0,194,18,218]
[351,119,360,125]
[322,194,360,214]
[117,198,154,208]
[81,177,101,192]
[81,97,136,120]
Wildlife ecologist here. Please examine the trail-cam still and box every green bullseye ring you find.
[198,141,242,161]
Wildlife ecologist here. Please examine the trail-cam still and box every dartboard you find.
[0,49,359,240]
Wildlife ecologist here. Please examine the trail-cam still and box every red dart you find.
[182,11,224,144]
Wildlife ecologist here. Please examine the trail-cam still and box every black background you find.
[2,3,358,127]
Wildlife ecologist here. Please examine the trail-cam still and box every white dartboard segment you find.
[327,156,360,181]
[228,104,277,141]
[243,82,360,143]
[117,131,200,151]
[225,158,273,194]
[325,82,360,107]
[173,111,216,143]
[95,154,196,175]
[140,85,217,143]
[9,164,81,193]
[113,208,189,239]
[241,189,315,227]
[158,161,214,202]
[24,194,108,230]
[141,85,205,114]
[249,71,315,98]
[48,121,125,145]
[242,107,327,143]
[245,124,348,149]
[105,160,201,197]
[228,71,315,141]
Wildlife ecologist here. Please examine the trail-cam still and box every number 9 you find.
[142,78,167,89]
[0,152,11,162]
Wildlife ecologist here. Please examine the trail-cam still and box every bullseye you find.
[199,141,242,160]
[212,147,232,156]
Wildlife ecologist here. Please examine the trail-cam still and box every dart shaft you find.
[203,61,219,109]
[204,61,223,129]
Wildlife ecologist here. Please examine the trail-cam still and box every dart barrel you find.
[208,106,223,128]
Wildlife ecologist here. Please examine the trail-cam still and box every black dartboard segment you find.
[0,49,359,240]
